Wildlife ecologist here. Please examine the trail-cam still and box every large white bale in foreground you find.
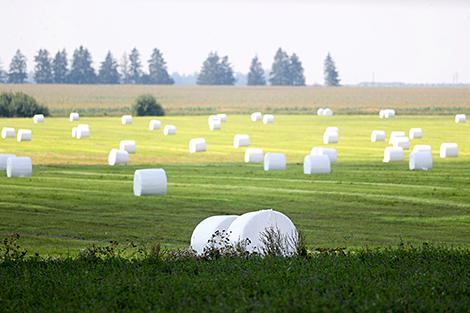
[133,168,167,196]
[234,134,250,148]
[164,125,176,136]
[317,108,324,116]
[17,129,32,142]
[2,127,15,139]
[440,143,458,158]
[455,114,466,123]
[323,108,333,116]
[189,138,207,153]
[389,131,406,144]
[383,147,404,162]
[6,156,32,178]
[70,113,79,122]
[409,152,433,170]
[393,137,410,150]
[303,154,331,174]
[149,120,161,130]
[263,114,274,124]
[409,128,422,139]
[323,131,338,144]
[190,215,239,255]
[120,140,136,154]
[413,145,432,153]
[264,153,286,171]
[217,114,227,122]
[0,154,16,171]
[108,149,129,166]
[76,128,90,139]
[371,130,386,142]
[209,118,221,131]
[251,112,262,122]
[245,148,264,163]
[310,147,337,163]
[227,209,297,255]
[33,114,44,123]
[122,115,132,125]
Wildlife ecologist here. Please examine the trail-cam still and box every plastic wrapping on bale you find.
[383,147,404,162]
[17,129,32,142]
[440,143,458,158]
[190,215,239,255]
[189,138,207,153]
[389,131,406,144]
[317,108,324,116]
[264,153,286,171]
[251,112,262,122]
[323,131,338,144]
[303,154,331,174]
[6,156,32,178]
[108,149,129,165]
[310,147,337,163]
[163,125,176,136]
[209,118,221,131]
[413,145,432,153]
[208,115,219,125]
[393,137,410,150]
[149,120,161,130]
[217,114,227,122]
[122,115,132,125]
[371,130,386,142]
[455,114,466,123]
[227,209,298,255]
[0,154,16,171]
[133,168,167,196]
[70,113,79,122]
[245,148,264,163]
[1,127,15,139]
[263,114,274,124]
[76,128,90,139]
[409,128,422,139]
[379,110,386,118]
[72,127,78,137]
[33,114,44,123]
[384,109,395,118]
[323,108,333,116]
[409,152,433,170]
[234,134,250,148]
[325,127,338,133]
[120,140,136,154]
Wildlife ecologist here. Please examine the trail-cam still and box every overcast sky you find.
[1,0,469,85]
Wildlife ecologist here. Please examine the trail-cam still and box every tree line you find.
[0,47,341,86]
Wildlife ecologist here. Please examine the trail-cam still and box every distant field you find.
[1,84,469,115]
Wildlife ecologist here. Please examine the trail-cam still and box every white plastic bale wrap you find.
[440,143,459,158]
[33,114,44,123]
[384,109,395,118]
[383,147,404,162]
[208,115,218,125]
[409,128,422,139]
[251,112,262,122]
[122,115,133,125]
[234,134,250,148]
[379,110,386,118]
[393,137,410,150]
[263,114,274,124]
[323,131,338,144]
[227,209,298,255]
[409,152,433,170]
[6,156,32,178]
[209,118,221,131]
[120,140,136,154]
[371,130,386,142]
[163,125,176,136]
[76,128,90,139]
[2,127,15,138]
[317,108,324,116]
[190,215,239,255]
[133,169,167,196]
[310,147,337,163]
[17,129,32,142]
[455,114,466,123]
[72,127,78,137]
[70,113,79,122]
[0,154,16,171]
[189,138,207,153]
[325,127,338,133]
[303,154,331,174]
[217,114,227,122]
[108,149,129,165]
[244,148,264,163]
[389,131,406,144]
[264,153,286,171]
[323,108,333,116]
[149,120,161,130]
[413,145,432,153]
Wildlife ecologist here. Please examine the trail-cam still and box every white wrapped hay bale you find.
[310,147,337,163]
[325,127,338,134]
[384,109,395,118]
[227,209,298,255]
[70,113,79,122]
[440,143,458,158]
[379,110,386,118]
[245,148,264,163]
[234,134,250,148]
[133,168,167,196]
[78,124,89,129]
[263,114,274,124]
[409,152,433,170]
[323,131,338,144]
[189,138,207,153]
[251,112,262,122]
[71,127,78,137]
[17,129,32,142]
[190,215,239,255]
[0,154,16,171]
[413,145,432,153]
[317,108,324,116]
[122,115,132,125]
[383,147,404,162]
[303,154,331,174]
[1,127,15,139]
[264,153,286,171]
[409,128,422,139]
[33,114,44,123]
[455,114,466,123]
[209,118,221,131]
[120,140,136,154]
[164,125,176,136]
[389,131,406,144]
[149,120,161,130]
[76,128,90,139]
[6,156,32,178]
[371,130,386,142]
[208,115,218,125]
[393,137,410,150]
[217,114,227,122]
[323,108,333,116]
[108,149,129,166]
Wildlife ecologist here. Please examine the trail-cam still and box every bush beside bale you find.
[131,94,165,116]
[133,168,167,196]
[0,91,50,118]
[190,215,239,255]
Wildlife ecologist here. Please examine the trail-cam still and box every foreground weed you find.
[0,234,28,261]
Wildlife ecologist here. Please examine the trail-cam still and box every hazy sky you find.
[1,0,469,85]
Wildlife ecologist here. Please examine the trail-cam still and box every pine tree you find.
[8,49,27,84]
[98,51,120,84]
[52,49,68,84]
[324,52,341,86]
[129,48,143,84]
[119,52,130,84]
[247,55,266,86]
[148,48,174,85]
[34,49,53,84]
[196,52,235,85]
[269,48,291,86]
[68,46,96,84]
[290,53,306,86]
[218,56,235,85]
[0,58,6,83]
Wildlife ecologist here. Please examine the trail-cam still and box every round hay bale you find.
[244,148,263,163]
[251,112,262,122]
[317,108,324,116]
[108,149,129,166]
[33,114,44,123]
[409,151,433,170]
[76,128,90,139]
[371,130,386,142]
[149,120,161,130]
[409,128,422,139]
[393,137,410,150]
[133,168,167,196]
[455,114,466,123]
[208,115,219,125]
[1,127,15,139]
[379,110,386,118]
[325,126,338,133]
[323,108,333,116]
[190,215,239,255]
[163,125,176,136]
[413,145,432,153]
[217,114,227,122]
[234,134,250,148]
[383,147,404,162]
[120,140,136,154]
[209,118,221,131]
[384,109,395,118]
[303,154,331,174]
[264,153,286,171]
[70,113,79,122]
[17,129,32,142]
[263,114,274,124]
[389,131,406,144]
[189,138,207,153]
[310,147,337,163]
[227,209,298,255]
[7,156,32,178]
[0,154,16,171]
[440,143,458,158]
[78,124,89,129]
[71,127,78,137]
[323,131,338,144]
[122,115,133,125]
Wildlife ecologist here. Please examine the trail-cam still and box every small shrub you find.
[131,94,165,116]
[0,91,50,117]
[0,234,27,261]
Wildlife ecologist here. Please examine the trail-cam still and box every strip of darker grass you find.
[1,245,469,312]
